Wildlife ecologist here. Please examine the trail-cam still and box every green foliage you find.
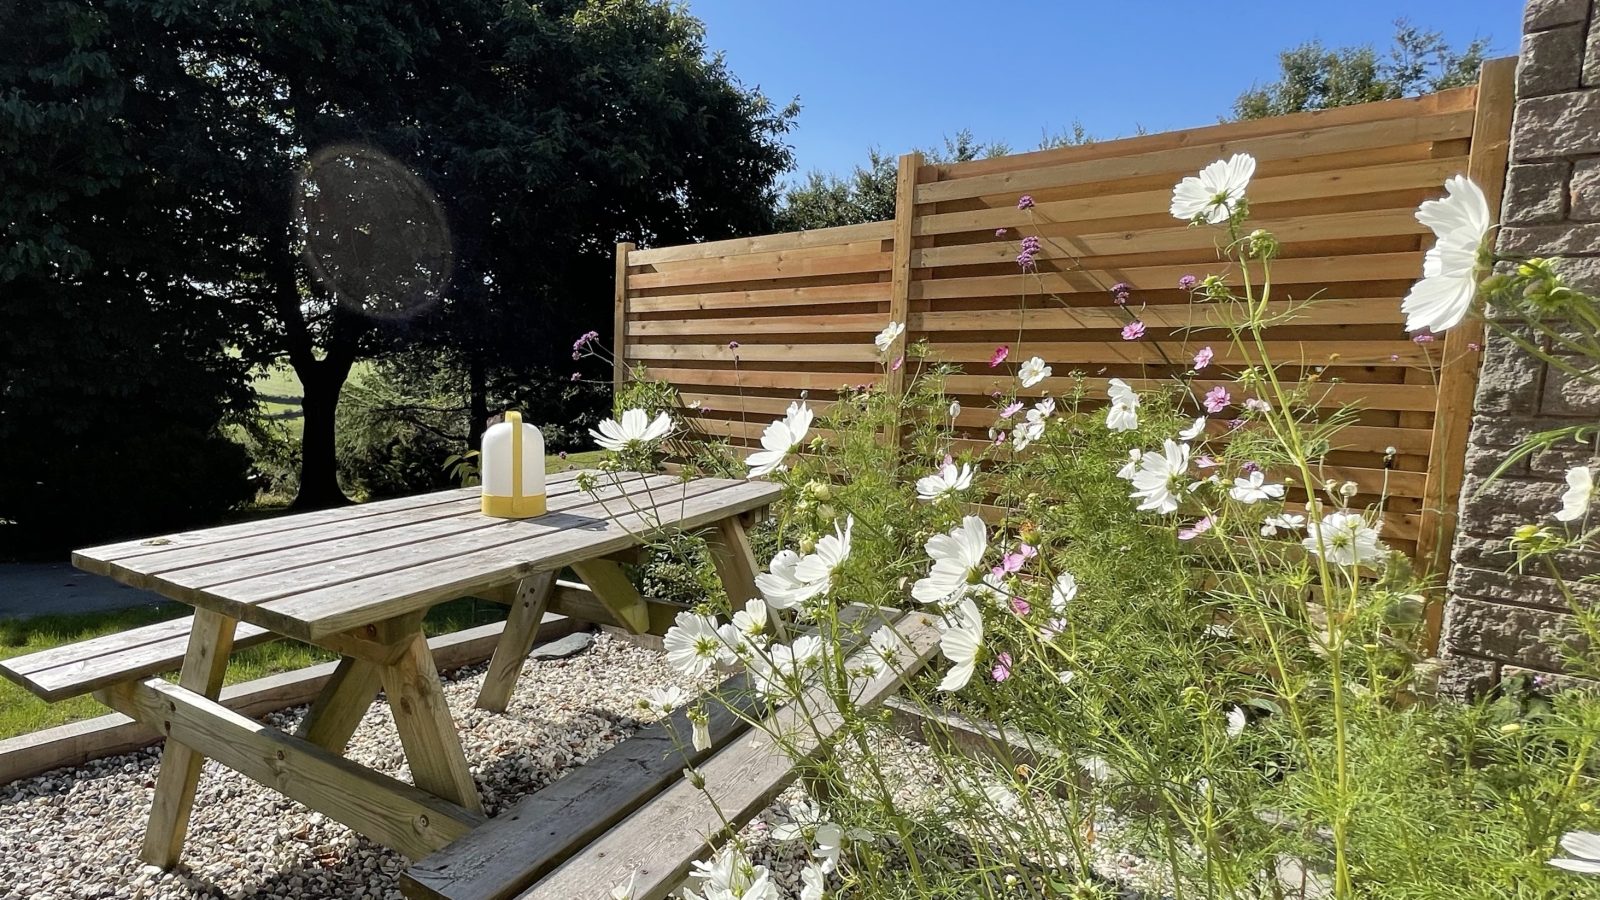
[776,132,1006,232]
[1234,19,1491,119]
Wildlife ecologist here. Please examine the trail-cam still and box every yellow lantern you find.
[480,411,546,518]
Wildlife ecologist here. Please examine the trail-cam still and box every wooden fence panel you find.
[614,62,1516,605]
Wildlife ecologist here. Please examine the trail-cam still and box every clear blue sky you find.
[685,0,1521,183]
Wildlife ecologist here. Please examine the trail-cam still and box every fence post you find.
[612,241,635,407]
[882,152,923,448]
[1416,56,1516,651]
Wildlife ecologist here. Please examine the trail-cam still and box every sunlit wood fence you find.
[613,60,1516,618]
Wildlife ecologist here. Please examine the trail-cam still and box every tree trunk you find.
[467,352,489,448]
[292,356,355,510]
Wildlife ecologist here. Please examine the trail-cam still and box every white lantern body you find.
[480,411,546,518]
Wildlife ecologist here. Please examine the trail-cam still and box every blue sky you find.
[685,0,1521,183]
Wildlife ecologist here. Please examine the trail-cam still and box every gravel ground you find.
[0,632,712,900]
[0,631,1164,900]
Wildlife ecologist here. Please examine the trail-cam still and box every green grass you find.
[0,597,508,740]
[549,449,607,472]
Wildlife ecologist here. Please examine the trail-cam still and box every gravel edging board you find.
[0,613,586,787]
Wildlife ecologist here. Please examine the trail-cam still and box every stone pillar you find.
[1439,0,1600,696]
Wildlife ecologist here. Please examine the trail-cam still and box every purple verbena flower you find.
[1017,195,1035,210]
[1178,274,1198,290]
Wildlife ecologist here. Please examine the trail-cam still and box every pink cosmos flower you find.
[995,227,1009,237]
[999,552,1027,574]
[1195,455,1217,469]
[1244,398,1270,413]
[1000,400,1024,419]
[993,431,1006,446]
[1042,617,1068,639]
[990,345,1010,367]
[1009,597,1031,617]
[1018,543,1037,559]
[992,651,1013,682]
[1121,321,1146,341]
[1017,195,1035,210]
[1468,341,1482,351]
[892,355,904,371]
[1178,516,1214,541]
[1203,385,1231,413]
[1194,346,1214,370]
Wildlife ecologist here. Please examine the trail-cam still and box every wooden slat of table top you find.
[142,473,659,597]
[99,471,597,585]
[162,473,683,608]
[253,476,779,641]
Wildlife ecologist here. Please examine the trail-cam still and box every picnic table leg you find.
[141,607,238,868]
[707,516,761,605]
[475,572,555,713]
[298,656,384,753]
[375,617,485,816]
[570,558,651,633]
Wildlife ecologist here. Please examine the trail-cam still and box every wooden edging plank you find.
[0,615,582,788]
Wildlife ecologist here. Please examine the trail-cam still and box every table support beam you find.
[569,558,651,634]
[707,517,761,606]
[376,617,486,816]
[298,656,384,754]
[475,572,555,713]
[97,678,483,861]
[139,607,236,868]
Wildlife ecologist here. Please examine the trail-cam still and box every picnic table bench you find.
[400,609,941,900]
[0,470,778,870]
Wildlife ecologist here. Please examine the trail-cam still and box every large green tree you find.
[1234,19,1489,120]
[0,1,256,551]
[6,0,797,522]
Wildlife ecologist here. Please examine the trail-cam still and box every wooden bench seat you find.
[0,615,278,702]
[401,610,940,900]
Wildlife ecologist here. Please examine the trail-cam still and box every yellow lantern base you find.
[481,493,547,519]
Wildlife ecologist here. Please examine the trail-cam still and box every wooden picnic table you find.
[63,470,780,869]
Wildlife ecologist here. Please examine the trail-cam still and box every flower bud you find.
[1498,723,1521,735]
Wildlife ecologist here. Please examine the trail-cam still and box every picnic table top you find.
[72,470,779,644]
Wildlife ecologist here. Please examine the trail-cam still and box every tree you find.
[776,131,1004,232]
[0,1,256,551]
[1234,19,1490,120]
[40,0,796,511]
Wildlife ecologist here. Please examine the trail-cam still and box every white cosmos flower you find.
[791,515,852,598]
[685,845,779,900]
[937,598,984,692]
[917,461,975,501]
[771,799,824,841]
[1050,572,1078,612]
[869,626,903,670]
[750,634,823,699]
[1303,512,1385,566]
[874,320,905,352]
[913,515,989,604]
[949,399,961,418]
[1557,466,1594,522]
[1179,416,1207,441]
[1107,378,1138,406]
[1402,175,1491,334]
[663,612,733,676]
[1226,706,1248,739]
[731,598,769,644]
[1170,153,1256,224]
[1017,356,1051,388]
[755,549,808,610]
[1013,415,1046,451]
[746,401,814,478]
[1550,830,1600,875]
[1260,512,1305,537]
[800,863,826,900]
[1229,470,1285,504]
[1106,402,1139,432]
[691,715,712,752]
[640,684,690,714]
[1116,449,1142,480]
[1130,439,1191,514]
[590,408,672,452]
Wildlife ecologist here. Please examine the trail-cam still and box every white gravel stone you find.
[0,632,707,899]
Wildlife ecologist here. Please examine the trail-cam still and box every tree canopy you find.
[1233,19,1489,120]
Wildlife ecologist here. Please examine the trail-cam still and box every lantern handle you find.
[507,411,523,501]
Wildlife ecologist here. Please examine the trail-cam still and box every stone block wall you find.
[1439,0,1600,695]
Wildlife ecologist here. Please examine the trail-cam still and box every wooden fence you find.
[614,59,1515,602]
